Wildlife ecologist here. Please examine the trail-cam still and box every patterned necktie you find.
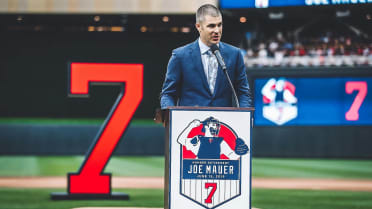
[207,50,218,94]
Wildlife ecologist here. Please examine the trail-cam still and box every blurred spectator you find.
[243,30,372,68]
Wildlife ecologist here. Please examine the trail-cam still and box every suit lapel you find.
[190,40,210,93]
[213,42,229,96]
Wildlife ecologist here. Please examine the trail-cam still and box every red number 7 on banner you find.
[66,63,143,197]
[345,81,367,121]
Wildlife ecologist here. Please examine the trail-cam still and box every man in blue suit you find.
[160,4,252,109]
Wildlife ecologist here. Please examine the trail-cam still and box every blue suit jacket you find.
[160,40,252,109]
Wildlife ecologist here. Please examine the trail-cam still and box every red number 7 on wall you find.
[68,63,143,195]
[345,81,367,121]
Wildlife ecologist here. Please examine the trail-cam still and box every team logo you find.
[261,78,298,125]
[177,117,249,209]
[255,0,269,8]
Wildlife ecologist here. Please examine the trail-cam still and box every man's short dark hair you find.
[196,4,221,23]
[201,117,221,134]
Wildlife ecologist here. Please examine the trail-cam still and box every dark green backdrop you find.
[1,29,372,158]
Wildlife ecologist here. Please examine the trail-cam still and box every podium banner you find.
[167,108,252,209]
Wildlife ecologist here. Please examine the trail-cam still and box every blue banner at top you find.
[183,159,240,180]
[254,77,372,126]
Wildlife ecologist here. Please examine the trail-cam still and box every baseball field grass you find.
[0,188,371,209]
[0,188,163,209]
[1,118,371,209]
[0,156,372,209]
[1,156,371,179]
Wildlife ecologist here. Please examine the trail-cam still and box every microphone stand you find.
[221,67,240,108]
[210,44,240,108]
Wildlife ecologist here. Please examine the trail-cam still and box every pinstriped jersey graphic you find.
[177,117,249,209]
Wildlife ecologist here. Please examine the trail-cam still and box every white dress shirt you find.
[198,38,211,79]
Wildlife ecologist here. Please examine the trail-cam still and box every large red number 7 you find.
[68,63,143,195]
[205,183,217,204]
[345,81,367,121]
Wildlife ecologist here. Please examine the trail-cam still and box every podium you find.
[163,107,254,209]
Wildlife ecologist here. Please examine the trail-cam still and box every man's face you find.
[196,15,223,46]
[206,122,219,136]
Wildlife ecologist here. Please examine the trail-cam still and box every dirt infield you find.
[72,208,260,209]
[1,177,372,191]
[73,208,164,209]
[73,207,260,209]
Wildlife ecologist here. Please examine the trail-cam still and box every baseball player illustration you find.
[261,78,298,125]
[177,117,249,160]
[255,0,269,8]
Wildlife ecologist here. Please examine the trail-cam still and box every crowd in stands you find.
[243,31,372,68]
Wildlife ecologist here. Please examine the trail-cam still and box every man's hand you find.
[190,137,199,145]
[235,138,249,155]
[188,119,201,128]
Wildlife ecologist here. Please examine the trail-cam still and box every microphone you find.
[210,44,240,108]
[210,44,227,71]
